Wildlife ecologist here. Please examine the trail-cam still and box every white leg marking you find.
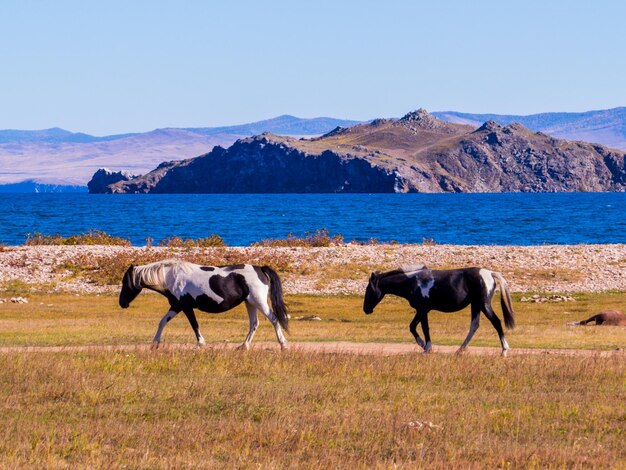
[249,286,288,349]
[152,309,179,347]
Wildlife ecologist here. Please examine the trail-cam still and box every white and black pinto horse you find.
[119,259,289,350]
[364,265,516,356]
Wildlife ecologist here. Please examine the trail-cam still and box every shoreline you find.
[1,244,625,295]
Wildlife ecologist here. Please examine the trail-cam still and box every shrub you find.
[157,235,226,248]
[25,230,131,246]
[254,228,344,247]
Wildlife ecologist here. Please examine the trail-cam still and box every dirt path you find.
[0,341,623,357]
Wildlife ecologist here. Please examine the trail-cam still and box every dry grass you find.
[0,349,623,468]
[0,292,624,350]
[0,292,625,467]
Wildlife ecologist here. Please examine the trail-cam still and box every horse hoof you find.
[455,348,466,355]
[150,341,160,350]
[236,343,249,351]
[501,349,509,357]
[280,343,289,351]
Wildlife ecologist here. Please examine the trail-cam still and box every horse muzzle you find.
[119,300,130,309]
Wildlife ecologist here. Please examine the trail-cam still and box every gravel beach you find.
[1,244,625,295]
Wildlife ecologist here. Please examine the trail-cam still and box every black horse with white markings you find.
[119,259,289,349]
[363,265,515,356]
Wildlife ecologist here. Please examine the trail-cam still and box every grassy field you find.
[0,349,624,468]
[0,292,625,467]
[0,291,624,350]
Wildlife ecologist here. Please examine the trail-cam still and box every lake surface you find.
[0,193,624,246]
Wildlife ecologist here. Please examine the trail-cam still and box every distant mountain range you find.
[2,107,626,190]
[433,107,626,151]
[0,116,360,187]
[90,109,626,194]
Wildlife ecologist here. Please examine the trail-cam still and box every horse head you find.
[363,271,383,314]
[119,264,142,308]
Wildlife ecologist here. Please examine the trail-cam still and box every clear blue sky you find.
[1,0,625,135]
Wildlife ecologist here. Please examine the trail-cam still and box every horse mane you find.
[376,264,427,280]
[134,259,195,289]
[401,264,426,274]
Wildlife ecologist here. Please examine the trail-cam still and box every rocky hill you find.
[91,109,626,193]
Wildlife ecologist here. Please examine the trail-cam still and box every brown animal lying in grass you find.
[567,310,626,326]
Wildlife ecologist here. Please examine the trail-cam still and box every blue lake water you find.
[0,193,624,246]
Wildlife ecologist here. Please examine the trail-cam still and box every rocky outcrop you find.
[87,168,137,193]
[439,123,626,192]
[104,137,398,193]
[104,161,179,194]
[90,110,626,194]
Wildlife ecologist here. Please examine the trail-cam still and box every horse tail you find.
[261,266,289,332]
[492,271,516,329]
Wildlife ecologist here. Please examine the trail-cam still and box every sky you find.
[1,0,625,135]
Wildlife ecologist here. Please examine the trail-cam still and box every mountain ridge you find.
[3,107,626,188]
[93,110,626,194]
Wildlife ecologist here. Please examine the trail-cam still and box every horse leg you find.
[567,314,597,326]
[183,308,205,347]
[254,296,288,350]
[151,308,181,349]
[237,301,259,351]
[409,311,426,350]
[420,312,432,353]
[482,303,509,356]
[457,304,481,354]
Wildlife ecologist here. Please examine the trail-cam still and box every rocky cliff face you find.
[103,138,398,193]
[413,121,626,192]
[90,110,626,194]
[87,169,137,193]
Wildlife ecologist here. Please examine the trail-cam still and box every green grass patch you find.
[0,292,624,350]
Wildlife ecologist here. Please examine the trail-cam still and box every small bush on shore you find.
[157,235,226,248]
[25,230,131,246]
[254,228,344,247]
